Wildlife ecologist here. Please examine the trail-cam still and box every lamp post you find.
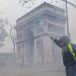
[63,0,69,36]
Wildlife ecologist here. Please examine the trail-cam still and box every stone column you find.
[24,30,34,65]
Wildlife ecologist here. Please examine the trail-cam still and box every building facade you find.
[0,53,15,68]
[16,2,66,73]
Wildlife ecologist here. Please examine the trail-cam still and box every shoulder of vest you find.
[71,44,76,50]
[71,44,76,47]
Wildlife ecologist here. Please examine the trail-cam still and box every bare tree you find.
[19,0,36,8]
[5,20,16,55]
[9,25,16,55]
[0,13,7,48]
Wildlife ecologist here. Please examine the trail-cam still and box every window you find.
[35,22,44,33]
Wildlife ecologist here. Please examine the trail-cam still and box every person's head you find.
[59,36,70,47]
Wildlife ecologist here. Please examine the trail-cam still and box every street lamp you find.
[62,0,69,36]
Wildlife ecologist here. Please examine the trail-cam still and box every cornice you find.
[16,2,65,26]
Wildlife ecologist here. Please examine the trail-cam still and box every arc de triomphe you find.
[16,2,66,76]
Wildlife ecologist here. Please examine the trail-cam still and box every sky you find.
[0,0,65,24]
[0,0,76,52]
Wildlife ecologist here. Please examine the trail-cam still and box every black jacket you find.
[54,39,76,66]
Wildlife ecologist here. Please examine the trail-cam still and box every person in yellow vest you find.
[50,36,76,76]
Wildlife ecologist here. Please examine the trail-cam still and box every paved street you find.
[0,66,66,76]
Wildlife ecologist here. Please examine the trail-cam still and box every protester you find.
[50,36,76,76]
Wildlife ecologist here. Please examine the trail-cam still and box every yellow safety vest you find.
[68,43,76,61]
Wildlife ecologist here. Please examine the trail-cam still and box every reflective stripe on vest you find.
[68,43,76,61]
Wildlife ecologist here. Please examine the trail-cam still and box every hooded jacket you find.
[53,36,76,66]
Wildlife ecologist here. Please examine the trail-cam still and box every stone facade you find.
[16,2,66,76]
[0,53,15,68]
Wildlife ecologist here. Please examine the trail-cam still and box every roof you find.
[16,2,65,23]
